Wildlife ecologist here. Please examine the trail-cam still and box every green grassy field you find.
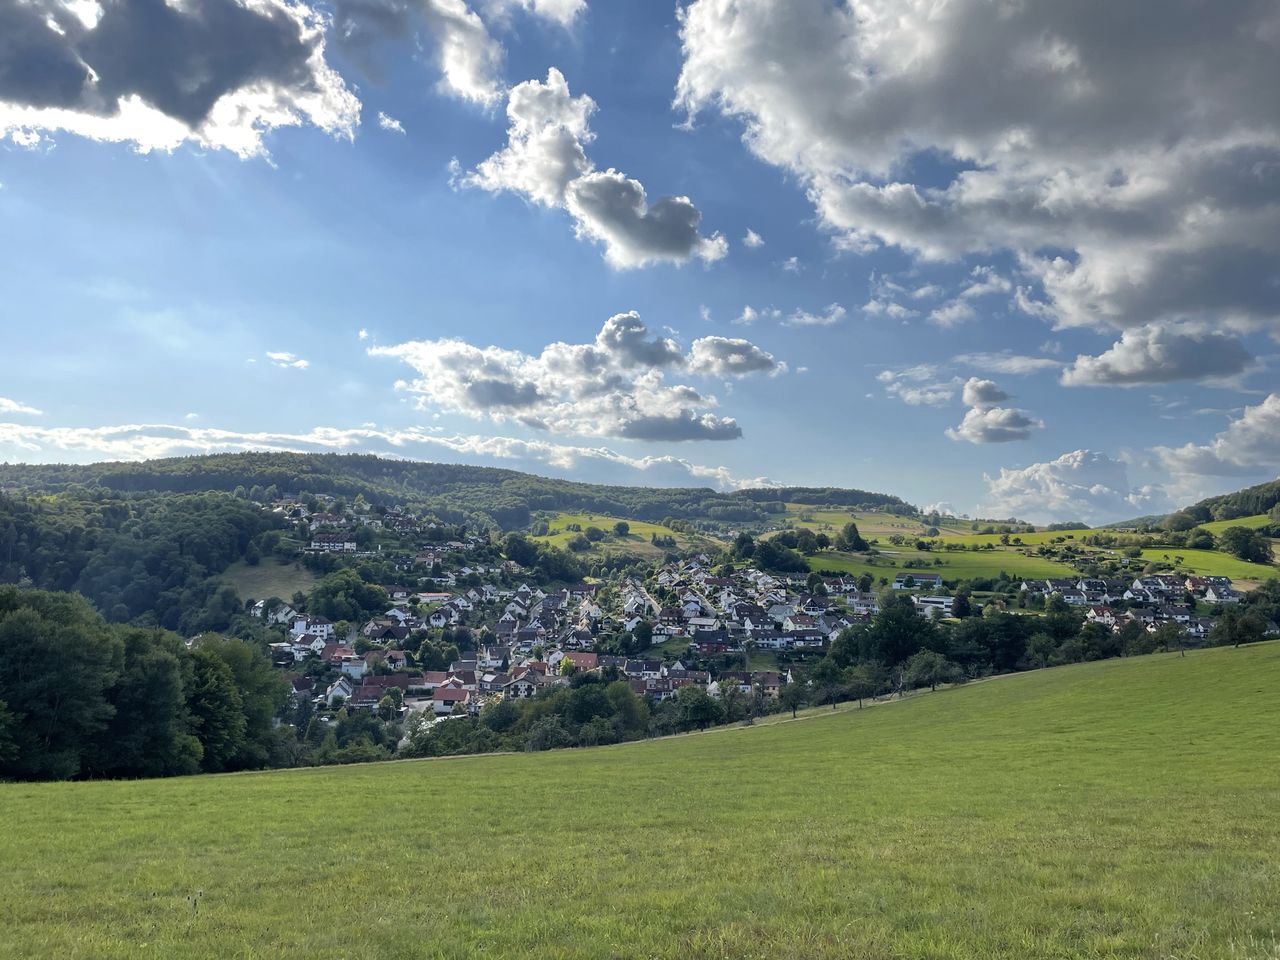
[532,511,713,558]
[1198,513,1274,535]
[1134,547,1278,583]
[219,558,319,602]
[807,547,1078,581]
[6,644,1279,958]
[779,505,974,539]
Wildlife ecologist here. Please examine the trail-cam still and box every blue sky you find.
[1,0,1279,523]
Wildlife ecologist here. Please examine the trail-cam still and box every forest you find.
[0,453,911,531]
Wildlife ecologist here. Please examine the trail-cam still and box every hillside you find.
[4,643,1278,959]
[0,453,911,531]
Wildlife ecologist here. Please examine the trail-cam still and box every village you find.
[246,495,1265,738]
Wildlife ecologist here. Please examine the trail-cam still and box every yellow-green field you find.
[1198,513,1275,534]
[532,512,714,558]
[777,504,974,539]
[807,547,1078,581]
[219,558,320,602]
[1134,548,1278,583]
[3,643,1279,958]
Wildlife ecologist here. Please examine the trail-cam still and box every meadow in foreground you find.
[3,643,1279,959]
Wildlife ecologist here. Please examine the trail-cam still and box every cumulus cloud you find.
[369,311,779,441]
[688,336,782,377]
[947,405,1042,444]
[960,378,1009,408]
[743,229,764,248]
[785,303,845,327]
[676,0,1280,336]
[1061,324,1254,387]
[478,0,585,28]
[468,68,726,267]
[0,421,778,492]
[1154,393,1280,482]
[947,377,1041,443]
[0,0,360,157]
[983,450,1170,525]
[266,351,309,369]
[0,397,42,416]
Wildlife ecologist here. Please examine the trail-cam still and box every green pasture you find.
[3,643,1279,958]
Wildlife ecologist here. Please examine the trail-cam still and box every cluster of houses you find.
[647,558,882,654]
[1022,574,1257,642]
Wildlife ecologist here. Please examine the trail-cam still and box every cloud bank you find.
[370,311,780,441]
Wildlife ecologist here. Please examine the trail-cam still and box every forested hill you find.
[1166,477,1280,527]
[0,453,912,529]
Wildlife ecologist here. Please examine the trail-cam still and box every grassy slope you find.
[219,558,320,602]
[532,511,713,558]
[807,548,1078,580]
[5,644,1280,959]
[1198,513,1273,535]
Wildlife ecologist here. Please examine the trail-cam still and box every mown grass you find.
[219,558,319,602]
[1198,513,1274,535]
[808,547,1078,581]
[4,644,1279,959]
[1134,547,1277,582]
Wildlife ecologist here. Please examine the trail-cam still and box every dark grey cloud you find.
[595,311,684,368]
[565,170,728,268]
[2,0,318,126]
[0,0,358,155]
[618,412,742,442]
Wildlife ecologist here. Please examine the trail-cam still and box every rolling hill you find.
[3,642,1278,959]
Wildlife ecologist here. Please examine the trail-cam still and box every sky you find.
[1,0,1278,524]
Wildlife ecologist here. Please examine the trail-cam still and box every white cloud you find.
[877,366,957,407]
[468,68,725,267]
[688,336,782,377]
[676,0,1280,336]
[376,111,405,133]
[983,450,1170,525]
[952,352,1062,375]
[0,421,778,492]
[928,301,976,328]
[785,303,845,327]
[781,256,801,273]
[357,328,370,340]
[0,397,42,416]
[480,0,586,29]
[921,501,958,517]
[266,351,309,369]
[1061,323,1254,387]
[370,311,779,442]
[946,377,1041,443]
[0,0,360,158]
[743,228,764,248]
[946,405,1042,444]
[1154,393,1280,483]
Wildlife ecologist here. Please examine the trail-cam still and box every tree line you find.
[0,586,289,781]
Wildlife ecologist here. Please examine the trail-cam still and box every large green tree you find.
[0,587,122,780]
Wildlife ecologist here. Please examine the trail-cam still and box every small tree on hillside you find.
[778,681,807,718]
[903,650,962,693]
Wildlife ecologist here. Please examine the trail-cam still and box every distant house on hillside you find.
[893,572,943,590]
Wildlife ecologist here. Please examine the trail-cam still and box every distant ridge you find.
[0,452,914,531]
